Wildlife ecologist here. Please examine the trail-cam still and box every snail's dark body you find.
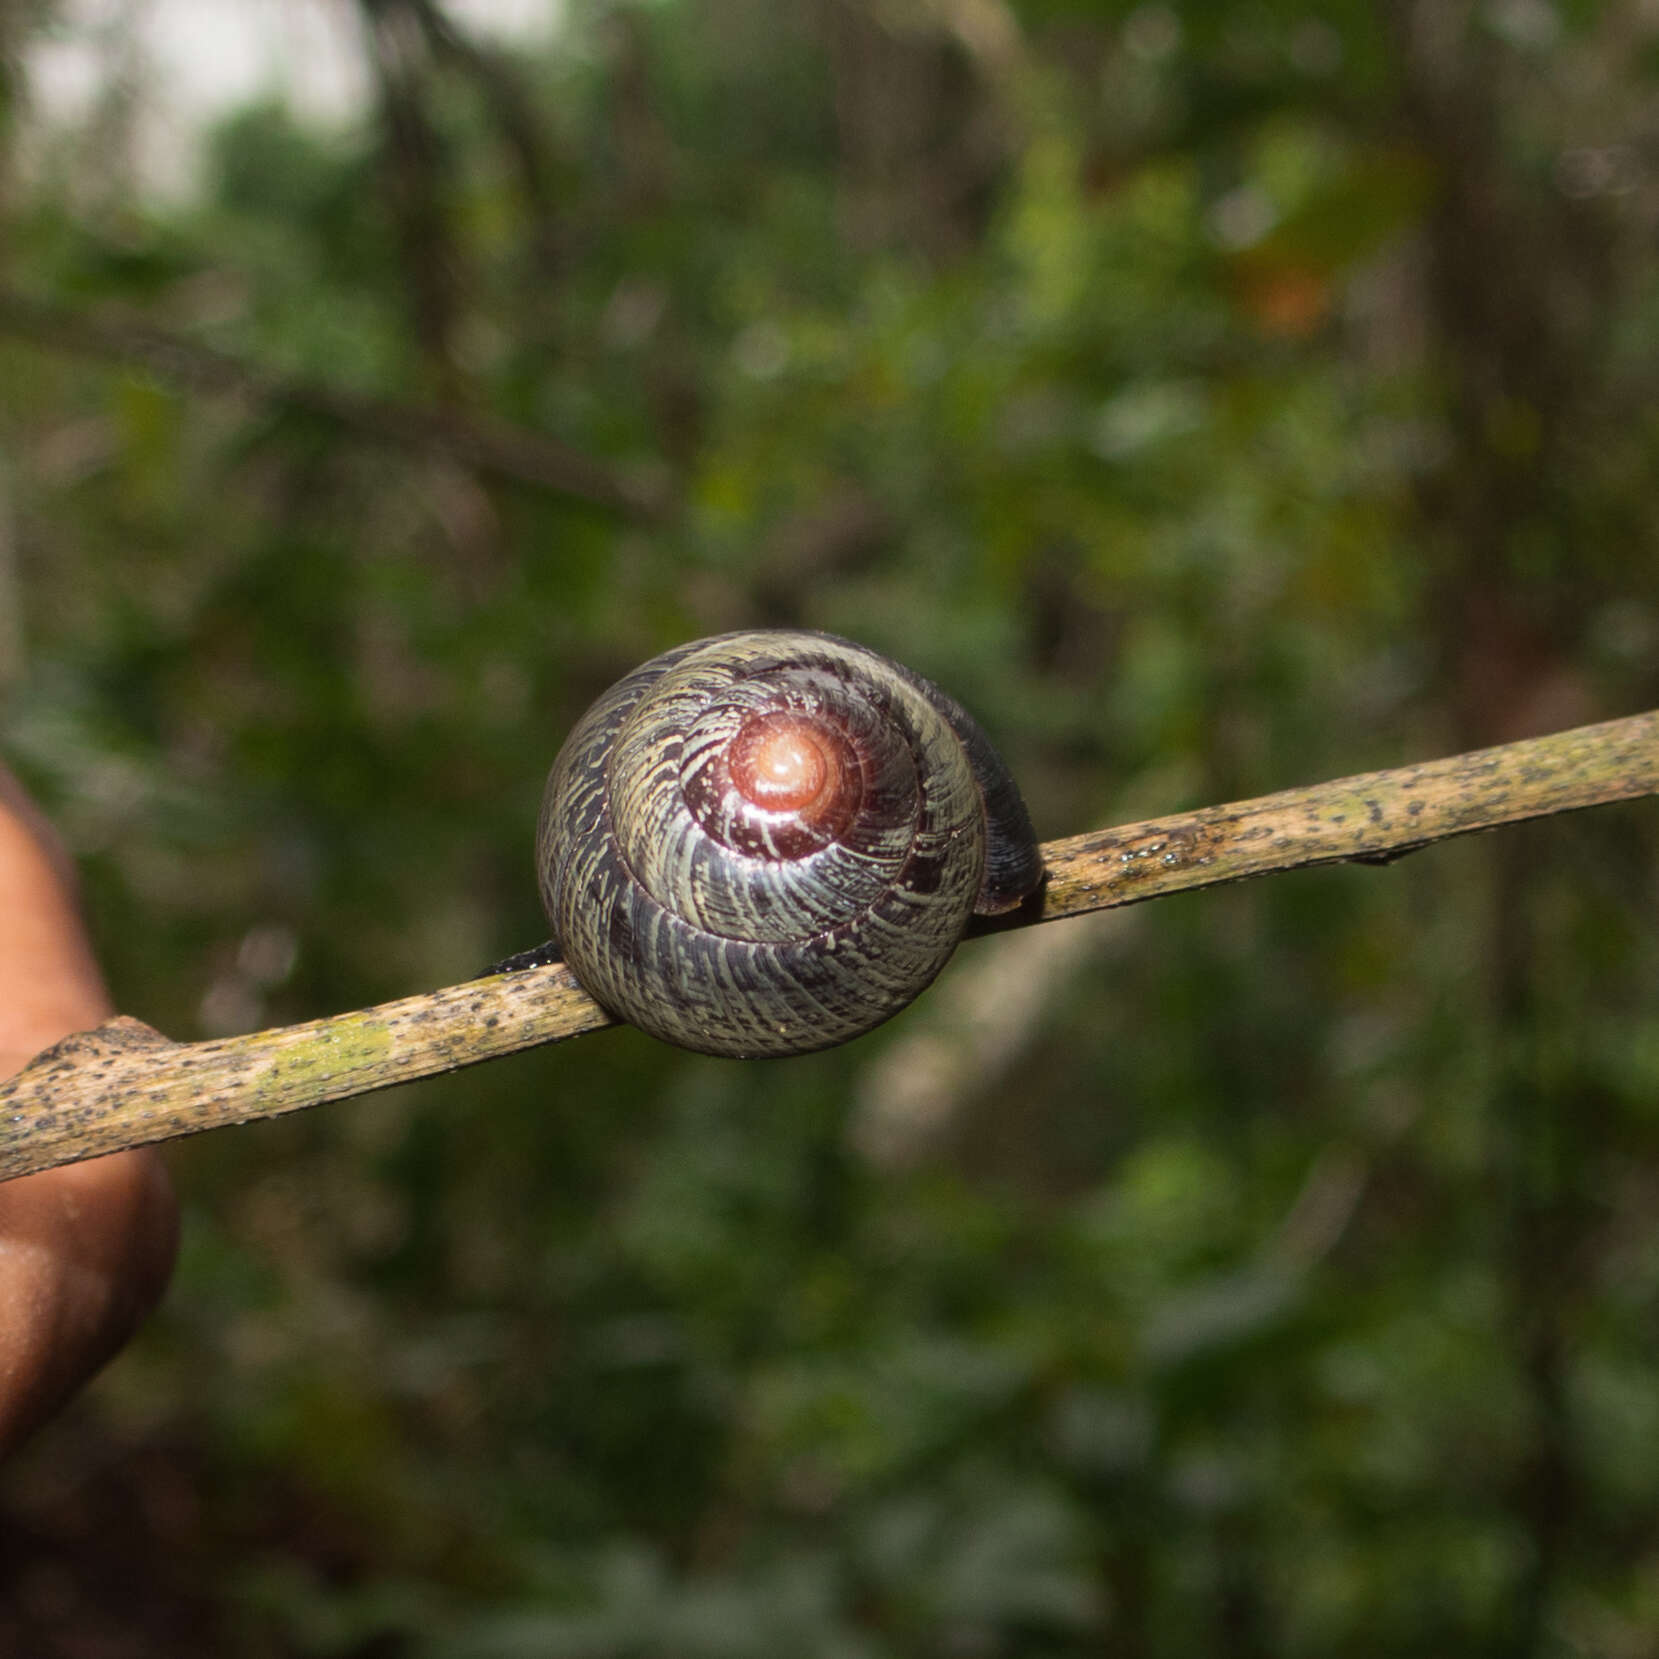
[528,630,1042,1058]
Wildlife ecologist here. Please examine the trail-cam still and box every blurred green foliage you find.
[2,0,1658,1654]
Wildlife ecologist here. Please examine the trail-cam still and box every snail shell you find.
[533,630,1043,1058]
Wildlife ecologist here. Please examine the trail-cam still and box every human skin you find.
[0,764,177,1455]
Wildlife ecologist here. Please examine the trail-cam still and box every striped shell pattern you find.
[535,630,1042,1058]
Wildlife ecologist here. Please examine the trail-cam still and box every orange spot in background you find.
[1233,260,1333,338]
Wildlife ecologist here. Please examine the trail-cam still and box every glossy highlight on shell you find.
[534,630,1043,1058]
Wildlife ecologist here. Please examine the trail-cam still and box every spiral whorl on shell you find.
[535,630,1043,1058]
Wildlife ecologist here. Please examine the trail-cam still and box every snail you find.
[502,630,1043,1058]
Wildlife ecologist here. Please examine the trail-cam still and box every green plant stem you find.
[2,708,1654,1181]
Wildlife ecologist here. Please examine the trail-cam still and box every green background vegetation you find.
[3,1,1659,1652]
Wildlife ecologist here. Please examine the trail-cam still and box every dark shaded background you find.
[2,1,1658,1653]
